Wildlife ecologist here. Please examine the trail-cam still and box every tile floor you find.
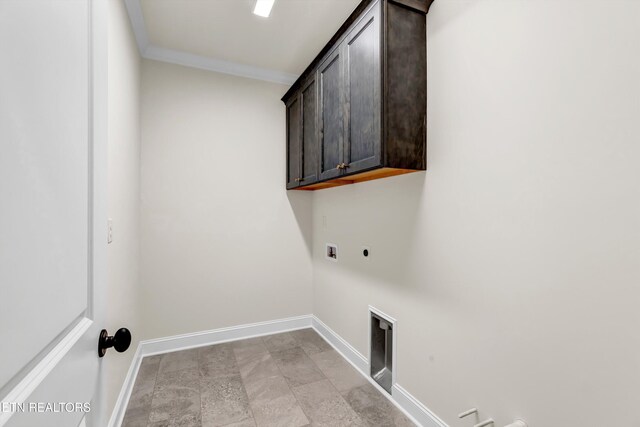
[121,328,414,427]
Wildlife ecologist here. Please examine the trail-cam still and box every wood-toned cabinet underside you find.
[284,0,431,191]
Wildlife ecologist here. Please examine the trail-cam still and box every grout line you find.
[263,333,314,422]
[120,355,161,425]
[302,343,369,424]
[231,337,260,425]
[148,355,165,425]
[261,334,313,425]
[196,348,204,427]
[198,347,206,427]
[287,379,313,425]
[263,330,368,426]
[147,356,161,425]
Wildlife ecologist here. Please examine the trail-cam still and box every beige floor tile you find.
[232,338,269,364]
[262,332,298,353]
[201,374,252,427]
[149,367,201,424]
[123,332,410,427]
[289,328,332,356]
[342,383,415,427]
[135,354,162,389]
[271,347,325,388]
[121,413,150,427]
[158,349,199,374]
[199,343,239,378]
[244,375,309,427]
[292,379,365,426]
[310,349,367,393]
[237,352,281,385]
[220,419,257,427]
[148,411,201,426]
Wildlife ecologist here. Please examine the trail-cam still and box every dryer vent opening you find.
[370,311,393,394]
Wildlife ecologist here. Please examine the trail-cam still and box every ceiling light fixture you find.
[253,0,275,18]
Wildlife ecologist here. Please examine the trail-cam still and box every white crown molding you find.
[123,0,298,85]
[144,45,298,85]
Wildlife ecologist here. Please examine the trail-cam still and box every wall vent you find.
[369,307,396,394]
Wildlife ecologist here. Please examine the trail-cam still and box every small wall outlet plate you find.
[362,246,371,260]
[326,243,338,262]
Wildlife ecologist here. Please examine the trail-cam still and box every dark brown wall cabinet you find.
[283,0,433,190]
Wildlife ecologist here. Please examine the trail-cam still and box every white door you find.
[0,1,108,426]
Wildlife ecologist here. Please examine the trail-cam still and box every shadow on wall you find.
[287,190,313,256]
[314,172,427,291]
[426,0,484,37]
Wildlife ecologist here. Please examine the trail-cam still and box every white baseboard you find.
[311,316,368,373]
[108,343,142,427]
[139,315,312,357]
[109,314,446,427]
[393,384,448,427]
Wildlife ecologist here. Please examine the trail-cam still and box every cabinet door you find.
[344,2,381,174]
[300,77,318,185]
[318,47,344,181]
[286,94,302,189]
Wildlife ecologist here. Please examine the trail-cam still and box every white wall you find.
[106,0,142,417]
[312,1,640,426]
[140,60,313,339]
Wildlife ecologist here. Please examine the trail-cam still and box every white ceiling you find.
[130,0,361,84]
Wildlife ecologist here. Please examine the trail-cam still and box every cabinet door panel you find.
[344,3,381,174]
[301,78,318,184]
[286,96,301,189]
[319,49,344,181]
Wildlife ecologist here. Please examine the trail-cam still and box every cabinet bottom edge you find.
[291,167,422,191]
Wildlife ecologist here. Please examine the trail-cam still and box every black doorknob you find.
[98,328,131,357]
